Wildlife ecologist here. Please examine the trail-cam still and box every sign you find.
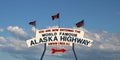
[26,28,93,47]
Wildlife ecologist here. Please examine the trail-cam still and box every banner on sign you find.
[26,28,93,47]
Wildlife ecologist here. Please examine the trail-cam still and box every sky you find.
[0,0,120,60]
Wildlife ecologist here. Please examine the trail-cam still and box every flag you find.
[51,13,59,20]
[76,20,84,28]
[29,21,36,26]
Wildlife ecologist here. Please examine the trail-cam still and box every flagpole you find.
[58,17,60,28]
[72,43,78,60]
[35,20,37,38]
[83,20,85,37]
[58,13,60,28]
[73,19,84,60]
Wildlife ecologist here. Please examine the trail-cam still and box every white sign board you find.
[26,28,93,47]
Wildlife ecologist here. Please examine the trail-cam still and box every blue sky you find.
[0,0,120,60]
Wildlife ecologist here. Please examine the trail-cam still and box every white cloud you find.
[0,36,26,50]
[0,35,44,60]
[84,29,120,51]
[0,27,120,60]
[0,36,7,45]
[7,26,28,38]
[0,28,4,32]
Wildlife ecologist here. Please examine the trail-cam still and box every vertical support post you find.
[72,43,78,60]
[40,43,46,60]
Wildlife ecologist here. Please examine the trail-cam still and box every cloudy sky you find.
[0,0,120,60]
